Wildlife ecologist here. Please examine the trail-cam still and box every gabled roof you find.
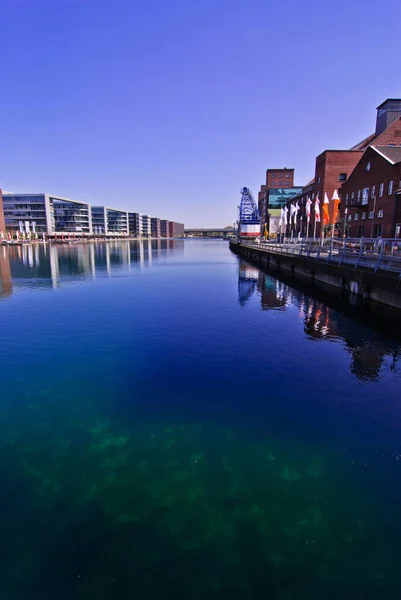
[349,133,376,151]
[371,145,401,164]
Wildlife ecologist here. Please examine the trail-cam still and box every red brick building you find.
[266,168,294,190]
[0,189,5,238]
[169,221,184,237]
[339,146,401,238]
[282,99,401,238]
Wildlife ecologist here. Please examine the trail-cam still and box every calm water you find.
[1,239,401,599]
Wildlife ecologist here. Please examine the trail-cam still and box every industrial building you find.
[169,221,185,237]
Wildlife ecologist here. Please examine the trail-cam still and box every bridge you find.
[184,227,235,238]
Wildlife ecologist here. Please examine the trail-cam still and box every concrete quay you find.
[230,239,401,312]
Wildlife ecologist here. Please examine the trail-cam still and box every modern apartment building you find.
[2,193,92,235]
[128,212,142,237]
[141,215,151,238]
[160,219,169,238]
[151,217,161,239]
[91,206,128,236]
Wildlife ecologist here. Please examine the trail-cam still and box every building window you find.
[388,143,396,147]
[348,214,352,222]
[345,193,349,201]
[312,193,315,199]
[396,224,401,238]
[339,173,347,181]
[365,162,371,172]
[271,174,276,178]
[388,180,394,194]
[379,183,384,197]
[374,224,383,238]
[354,213,359,220]
[369,211,374,219]
[285,174,290,178]
[361,212,366,220]
[317,176,321,184]
[357,190,361,202]
[351,191,355,201]
[371,185,375,199]
[377,209,384,218]
[361,188,369,205]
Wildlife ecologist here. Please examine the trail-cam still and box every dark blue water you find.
[1,239,401,599]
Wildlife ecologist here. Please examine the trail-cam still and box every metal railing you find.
[241,238,401,276]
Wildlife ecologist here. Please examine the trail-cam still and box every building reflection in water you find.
[2,239,184,296]
[237,258,401,382]
[0,245,12,299]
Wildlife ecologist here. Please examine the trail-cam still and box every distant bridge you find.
[184,227,235,238]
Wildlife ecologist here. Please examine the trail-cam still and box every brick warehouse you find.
[281,99,401,238]
[258,168,295,235]
[339,146,401,238]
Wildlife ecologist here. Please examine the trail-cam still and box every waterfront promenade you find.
[230,237,401,311]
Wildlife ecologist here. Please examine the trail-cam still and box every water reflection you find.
[238,258,401,383]
[0,240,184,296]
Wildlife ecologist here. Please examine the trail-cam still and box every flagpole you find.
[307,216,310,240]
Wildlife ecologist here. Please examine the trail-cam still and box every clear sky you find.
[1,0,400,227]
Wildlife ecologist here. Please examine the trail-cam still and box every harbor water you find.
[0,239,401,599]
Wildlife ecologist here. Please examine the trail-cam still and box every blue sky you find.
[1,0,399,227]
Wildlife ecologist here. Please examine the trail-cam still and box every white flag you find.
[306,197,312,220]
[314,197,321,223]
[294,202,300,226]
[290,204,296,222]
[284,206,289,226]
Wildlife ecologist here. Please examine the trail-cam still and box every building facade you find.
[151,217,161,238]
[160,219,169,238]
[169,222,185,237]
[0,189,6,238]
[141,215,151,238]
[91,206,128,236]
[339,146,401,238]
[128,212,142,237]
[3,194,92,236]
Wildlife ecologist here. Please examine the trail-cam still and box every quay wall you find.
[230,241,401,311]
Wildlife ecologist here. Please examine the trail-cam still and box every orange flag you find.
[331,189,340,224]
[323,193,330,225]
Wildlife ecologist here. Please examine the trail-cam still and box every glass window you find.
[365,162,371,172]
[378,209,384,218]
[361,188,369,205]
[348,214,352,222]
[354,213,359,220]
[357,190,361,201]
[371,185,375,199]
[361,212,366,220]
[379,183,384,197]
[369,211,374,219]
[351,191,355,200]
[388,180,394,194]
[317,176,321,184]
[339,173,347,181]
